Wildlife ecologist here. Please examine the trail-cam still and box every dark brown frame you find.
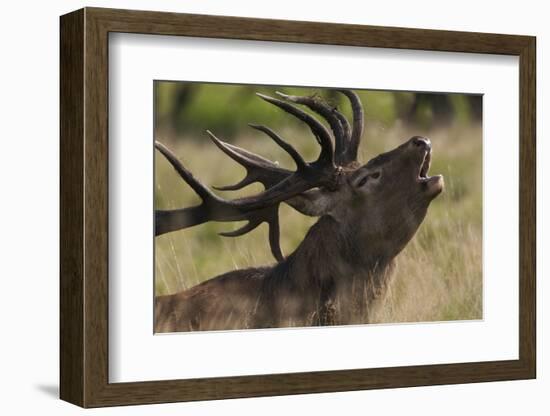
[60,7,536,408]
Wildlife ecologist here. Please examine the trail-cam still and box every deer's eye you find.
[357,176,369,187]
[356,172,381,187]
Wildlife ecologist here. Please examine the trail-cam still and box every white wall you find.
[0,1,546,414]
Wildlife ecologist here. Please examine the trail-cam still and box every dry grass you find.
[155,120,482,324]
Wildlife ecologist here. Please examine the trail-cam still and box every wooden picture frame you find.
[60,7,536,408]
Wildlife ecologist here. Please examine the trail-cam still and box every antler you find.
[155,89,365,262]
[336,89,364,164]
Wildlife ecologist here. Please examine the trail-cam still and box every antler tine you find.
[256,93,335,166]
[155,141,218,202]
[212,177,257,192]
[336,89,364,163]
[219,219,262,237]
[219,212,284,262]
[248,124,307,170]
[275,91,350,165]
[331,108,352,151]
[267,214,283,262]
[205,130,292,191]
[155,141,220,236]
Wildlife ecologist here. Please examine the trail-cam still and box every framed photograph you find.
[60,7,536,407]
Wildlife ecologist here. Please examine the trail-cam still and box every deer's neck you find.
[256,216,395,327]
[285,216,393,290]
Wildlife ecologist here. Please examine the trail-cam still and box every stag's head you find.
[155,89,443,263]
[322,135,443,260]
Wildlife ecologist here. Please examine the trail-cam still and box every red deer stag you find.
[154,90,444,332]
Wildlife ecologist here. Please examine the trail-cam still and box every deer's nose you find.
[411,136,431,151]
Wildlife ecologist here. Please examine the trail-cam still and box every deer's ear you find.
[286,189,338,217]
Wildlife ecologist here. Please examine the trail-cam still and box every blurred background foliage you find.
[155,82,482,138]
[154,81,483,324]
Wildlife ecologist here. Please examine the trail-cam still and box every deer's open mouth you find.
[417,150,444,197]
[417,150,432,181]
